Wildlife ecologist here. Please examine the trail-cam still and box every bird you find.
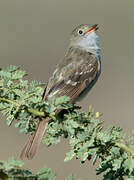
[20,24,101,159]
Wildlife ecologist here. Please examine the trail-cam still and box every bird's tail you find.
[20,117,50,160]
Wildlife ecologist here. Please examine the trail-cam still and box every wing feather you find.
[45,47,99,102]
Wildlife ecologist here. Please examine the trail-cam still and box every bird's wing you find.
[45,48,99,103]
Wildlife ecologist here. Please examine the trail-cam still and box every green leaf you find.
[112,159,122,171]
[7,115,14,126]
[123,159,134,174]
[55,96,70,106]
[64,151,75,162]
[66,174,81,180]
[2,158,24,171]
[37,166,56,180]
[6,65,18,72]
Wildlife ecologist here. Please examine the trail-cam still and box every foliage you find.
[0,158,80,180]
[0,65,134,180]
[65,174,81,180]
[0,158,56,180]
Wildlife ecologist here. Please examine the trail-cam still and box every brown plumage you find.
[20,24,101,159]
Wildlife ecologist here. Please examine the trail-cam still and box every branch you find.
[116,142,134,155]
[0,97,46,117]
[0,65,134,180]
[0,97,20,107]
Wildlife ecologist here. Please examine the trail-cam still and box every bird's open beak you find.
[85,24,99,34]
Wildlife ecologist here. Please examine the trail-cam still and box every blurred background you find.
[0,0,134,179]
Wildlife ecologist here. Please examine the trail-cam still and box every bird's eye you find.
[78,30,83,35]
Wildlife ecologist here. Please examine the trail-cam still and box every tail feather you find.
[20,117,50,159]
[20,134,35,159]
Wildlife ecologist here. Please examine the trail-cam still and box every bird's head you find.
[70,24,100,57]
